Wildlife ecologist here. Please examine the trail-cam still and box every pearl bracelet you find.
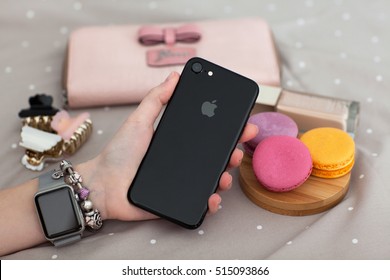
[54,160,103,231]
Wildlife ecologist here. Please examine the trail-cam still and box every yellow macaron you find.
[300,127,355,178]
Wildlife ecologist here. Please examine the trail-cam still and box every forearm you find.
[0,178,45,256]
[0,159,107,257]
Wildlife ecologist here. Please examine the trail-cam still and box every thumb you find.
[104,72,179,174]
[127,72,179,127]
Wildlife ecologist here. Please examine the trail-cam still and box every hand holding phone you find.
[128,57,259,228]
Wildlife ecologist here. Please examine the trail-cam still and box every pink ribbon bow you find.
[138,24,201,46]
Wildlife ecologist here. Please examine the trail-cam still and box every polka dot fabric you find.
[0,0,388,260]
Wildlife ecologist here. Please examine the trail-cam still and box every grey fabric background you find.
[0,0,389,259]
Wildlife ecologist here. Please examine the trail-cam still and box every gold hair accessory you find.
[19,95,93,171]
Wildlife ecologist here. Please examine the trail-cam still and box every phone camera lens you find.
[191,62,203,74]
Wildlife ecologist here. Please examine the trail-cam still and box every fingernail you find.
[238,149,244,163]
[226,174,233,189]
[227,182,232,190]
[165,71,176,81]
[217,197,222,208]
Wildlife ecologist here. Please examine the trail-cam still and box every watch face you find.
[35,186,83,239]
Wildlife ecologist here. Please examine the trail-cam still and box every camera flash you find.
[208,71,213,76]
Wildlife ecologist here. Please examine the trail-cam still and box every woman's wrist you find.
[75,157,109,221]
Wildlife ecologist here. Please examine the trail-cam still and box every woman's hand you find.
[78,72,258,221]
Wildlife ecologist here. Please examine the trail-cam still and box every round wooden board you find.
[239,153,351,216]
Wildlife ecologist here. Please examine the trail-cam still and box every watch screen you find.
[35,187,82,239]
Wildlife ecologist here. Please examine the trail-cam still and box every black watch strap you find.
[38,170,83,246]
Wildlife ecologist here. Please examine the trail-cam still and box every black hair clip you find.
[18,94,59,118]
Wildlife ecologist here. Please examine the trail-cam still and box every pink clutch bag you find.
[64,17,280,108]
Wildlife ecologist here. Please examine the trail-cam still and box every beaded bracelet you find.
[55,160,103,231]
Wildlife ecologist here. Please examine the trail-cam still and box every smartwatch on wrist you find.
[34,170,85,246]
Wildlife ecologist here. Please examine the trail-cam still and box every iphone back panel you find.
[128,57,259,229]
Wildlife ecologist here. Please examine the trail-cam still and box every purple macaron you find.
[243,112,298,156]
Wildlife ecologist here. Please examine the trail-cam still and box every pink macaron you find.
[252,135,312,192]
[244,112,298,156]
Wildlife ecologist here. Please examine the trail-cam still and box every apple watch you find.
[34,169,85,246]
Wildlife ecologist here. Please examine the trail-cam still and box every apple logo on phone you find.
[201,100,218,117]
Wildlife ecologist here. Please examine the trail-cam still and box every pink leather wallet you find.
[64,17,281,108]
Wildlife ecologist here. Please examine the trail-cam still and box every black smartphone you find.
[128,57,259,229]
